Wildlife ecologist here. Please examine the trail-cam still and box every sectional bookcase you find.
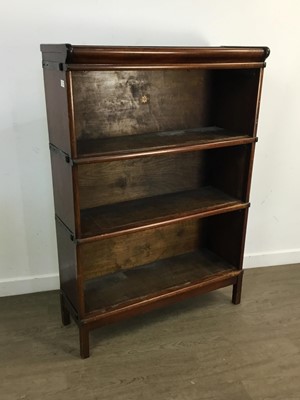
[41,44,269,358]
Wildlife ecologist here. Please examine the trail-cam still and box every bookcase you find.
[41,44,269,358]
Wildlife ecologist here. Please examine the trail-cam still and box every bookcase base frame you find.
[60,270,243,359]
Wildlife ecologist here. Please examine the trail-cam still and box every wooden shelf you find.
[76,127,253,162]
[80,186,247,239]
[84,249,238,314]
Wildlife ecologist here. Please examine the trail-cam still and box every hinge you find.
[49,144,74,165]
[42,61,66,71]
[55,216,77,243]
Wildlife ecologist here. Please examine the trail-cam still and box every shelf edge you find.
[82,269,241,325]
[73,137,257,164]
[77,202,250,243]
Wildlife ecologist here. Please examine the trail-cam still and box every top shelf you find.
[74,127,255,163]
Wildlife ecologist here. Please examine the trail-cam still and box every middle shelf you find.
[80,186,247,239]
[51,141,253,239]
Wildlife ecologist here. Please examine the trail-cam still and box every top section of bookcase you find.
[41,44,270,70]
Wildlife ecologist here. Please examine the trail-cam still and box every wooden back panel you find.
[80,209,245,281]
[77,145,251,211]
[80,219,203,280]
[78,152,207,209]
[72,70,212,139]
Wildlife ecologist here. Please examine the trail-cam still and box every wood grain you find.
[50,148,76,233]
[43,69,72,155]
[40,44,269,358]
[72,70,212,140]
[80,219,203,280]
[55,219,78,310]
[41,43,270,66]
[84,249,236,313]
[78,152,206,209]
[80,187,241,238]
[76,126,249,158]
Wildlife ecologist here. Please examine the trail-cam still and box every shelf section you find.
[75,126,254,162]
[80,186,247,240]
[84,249,238,314]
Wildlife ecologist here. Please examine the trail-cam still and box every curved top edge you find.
[40,44,270,65]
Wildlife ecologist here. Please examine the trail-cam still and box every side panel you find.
[43,69,72,155]
[55,219,78,311]
[212,69,261,137]
[50,148,76,233]
[208,144,252,202]
[205,209,248,269]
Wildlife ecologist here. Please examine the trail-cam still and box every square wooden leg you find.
[79,325,90,359]
[232,271,244,305]
[60,293,71,326]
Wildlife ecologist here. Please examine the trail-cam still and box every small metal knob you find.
[140,95,149,104]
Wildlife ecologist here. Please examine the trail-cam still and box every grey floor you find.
[1,264,300,400]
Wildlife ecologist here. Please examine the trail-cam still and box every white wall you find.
[1,0,300,296]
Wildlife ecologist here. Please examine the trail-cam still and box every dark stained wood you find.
[67,63,266,71]
[75,136,256,164]
[71,163,81,238]
[204,210,247,269]
[84,249,237,313]
[80,219,203,280]
[212,69,261,137]
[79,325,90,359]
[72,70,212,140]
[78,152,206,209]
[41,44,270,67]
[84,272,240,334]
[80,187,243,238]
[50,147,76,232]
[55,219,78,311]
[77,145,251,212]
[80,208,248,281]
[66,71,78,157]
[232,270,244,305]
[76,127,250,158]
[208,144,252,201]
[42,69,72,155]
[41,44,269,358]
[253,69,265,137]
[244,142,257,203]
[60,292,71,326]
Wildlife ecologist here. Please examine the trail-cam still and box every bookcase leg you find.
[79,325,90,359]
[232,271,244,305]
[60,293,71,326]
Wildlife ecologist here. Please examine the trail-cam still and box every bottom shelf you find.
[84,249,239,314]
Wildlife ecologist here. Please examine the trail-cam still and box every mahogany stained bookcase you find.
[41,44,269,358]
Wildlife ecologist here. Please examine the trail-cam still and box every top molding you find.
[40,44,270,70]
